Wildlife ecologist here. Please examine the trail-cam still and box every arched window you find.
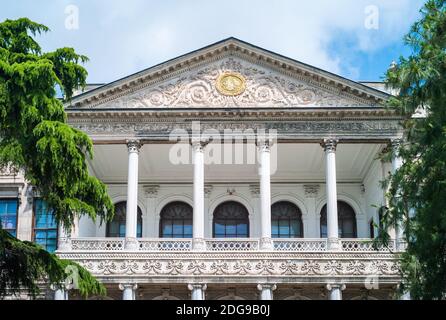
[320,201,357,238]
[106,202,142,238]
[159,202,193,238]
[213,201,249,238]
[271,202,303,238]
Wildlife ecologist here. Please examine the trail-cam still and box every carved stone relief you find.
[89,58,377,109]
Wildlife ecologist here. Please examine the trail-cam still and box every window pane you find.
[290,221,300,237]
[159,202,193,238]
[278,220,290,236]
[172,223,183,236]
[225,223,236,235]
[214,222,225,236]
[183,224,192,238]
[162,221,172,236]
[321,225,327,238]
[213,202,249,238]
[0,199,18,235]
[237,223,248,236]
[272,223,279,237]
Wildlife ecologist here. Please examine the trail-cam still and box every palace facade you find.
[1,38,406,300]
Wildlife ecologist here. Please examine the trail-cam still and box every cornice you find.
[66,107,402,123]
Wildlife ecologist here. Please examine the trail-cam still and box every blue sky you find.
[2,0,425,83]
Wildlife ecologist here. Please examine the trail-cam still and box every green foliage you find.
[0,229,105,299]
[0,18,113,298]
[379,0,446,300]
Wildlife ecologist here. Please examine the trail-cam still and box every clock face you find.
[216,72,246,96]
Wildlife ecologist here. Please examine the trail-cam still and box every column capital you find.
[190,138,209,152]
[257,283,277,291]
[119,283,138,291]
[390,138,403,149]
[187,283,207,291]
[256,137,274,152]
[321,138,339,152]
[126,139,143,153]
[326,284,346,291]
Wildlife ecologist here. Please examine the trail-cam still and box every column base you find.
[327,238,341,251]
[125,237,139,251]
[260,237,273,251]
[192,238,206,251]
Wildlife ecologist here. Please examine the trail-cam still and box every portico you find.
[54,38,405,300]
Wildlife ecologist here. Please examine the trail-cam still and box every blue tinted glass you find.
[321,225,327,238]
[214,223,225,235]
[172,224,183,235]
[162,222,172,235]
[119,224,125,237]
[272,224,279,237]
[225,223,236,235]
[236,223,248,235]
[278,220,290,236]
[137,224,142,237]
[183,224,192,236]
[0,200,17,231]
[47,230,57,239]
[290,221,300,237]
[35,213,47,228]
[35,230,47,239]
[109,222,118,234]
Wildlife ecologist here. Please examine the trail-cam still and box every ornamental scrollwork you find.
[89,58,377,109]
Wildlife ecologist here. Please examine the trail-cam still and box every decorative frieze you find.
[57,252,400,282]
[69,120,402,140]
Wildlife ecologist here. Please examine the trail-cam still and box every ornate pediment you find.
[68,38,389,110]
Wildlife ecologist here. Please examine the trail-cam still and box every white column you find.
[258,140,273,250]
[51,284,69,300]
[188,284,207,300]
[257,284,276,300]
[119,283,138,300]
[192,140,206,251]
[391,139,405,251]
[125,140,142,250]
[326,284,345,300]
[321,139,340,251]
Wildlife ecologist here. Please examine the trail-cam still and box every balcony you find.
[64,237,398,253]
[56,237,402,286]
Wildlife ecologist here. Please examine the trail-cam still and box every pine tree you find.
[381,0,446,300]
[0,18,114,298]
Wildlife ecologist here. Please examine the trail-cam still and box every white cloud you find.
[0,0,425,82]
